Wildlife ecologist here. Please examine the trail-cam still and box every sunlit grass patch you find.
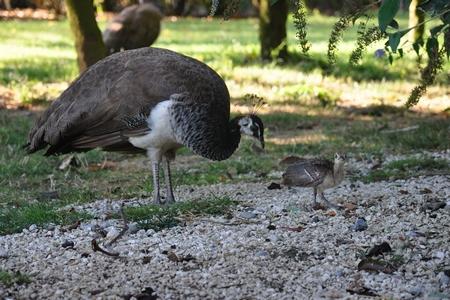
[123,196,237,231]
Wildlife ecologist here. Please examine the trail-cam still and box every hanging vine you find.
[292,0,310,55]
[349,25,386,66]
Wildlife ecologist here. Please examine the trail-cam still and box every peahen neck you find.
[333,161,345,183]
[208,116,242,161]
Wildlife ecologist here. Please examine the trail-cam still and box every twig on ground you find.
[199,217,262,226]
[105,203,129,246]
[91,239,120,257]
[381,125,419,133]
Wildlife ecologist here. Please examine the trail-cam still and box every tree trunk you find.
[259,0,288,61]
[172,0,185,16]
[65,0,107,72]
[409,0,425,45]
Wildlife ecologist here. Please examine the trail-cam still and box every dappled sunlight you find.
[267,132,328,145]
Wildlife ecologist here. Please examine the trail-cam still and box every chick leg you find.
[320,191,342,210]
[313,187,318,206]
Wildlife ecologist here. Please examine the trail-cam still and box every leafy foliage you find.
[379,0,450,107]
[225,0,448,107]
[292,0,310,55]
[350,25,386,66]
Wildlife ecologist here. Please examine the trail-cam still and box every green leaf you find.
[388,32,401,52]
[270,0,279,5]
[378,0,400,32]
[430,24,449,36]
[387,28,413,52]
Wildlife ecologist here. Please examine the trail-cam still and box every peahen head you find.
[236,114,265,149]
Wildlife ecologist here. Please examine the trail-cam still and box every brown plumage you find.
[282,153,346,209]
[25,47,265,205]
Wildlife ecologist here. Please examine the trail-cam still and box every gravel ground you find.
[1,154,450,299]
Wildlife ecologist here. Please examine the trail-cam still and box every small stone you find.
[106,227,119,240]
[311,216,320,223]
[128,223,139,234]
[238,211,257,219]
[433,251,445,260]
[29,224,37,231]
[255,250,269,257]
[0,249,8,259]
[353,217,368,231]
[408,285,423,296]
[61,240,75,248]
[44,223,56,231]
[438,271,450,286]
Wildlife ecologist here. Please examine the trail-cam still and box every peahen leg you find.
[163,157,175,204]
[151,162,161,205]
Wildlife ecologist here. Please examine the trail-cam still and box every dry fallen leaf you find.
[343,203,357,211]
[357,259,396,274]
[326,210,337,217]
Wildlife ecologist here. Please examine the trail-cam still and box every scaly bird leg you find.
[313,187,318,206]
[320,191,342,210]
[163,157,175,204]
[151,162,161,205]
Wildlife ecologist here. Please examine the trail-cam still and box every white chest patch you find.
[128,100,181,152]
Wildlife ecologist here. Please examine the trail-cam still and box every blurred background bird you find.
[103,0,163,54]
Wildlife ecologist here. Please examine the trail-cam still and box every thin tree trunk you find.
[3,0,11,10]
[172,0,186,16]
[65,0,107,72]
[409,0,425,44]
[259,0,288,61]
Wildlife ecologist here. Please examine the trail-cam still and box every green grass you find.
[0,204,91,235]
[123,196,237,231]
[360,156,449,183]
[0,270,31,287]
